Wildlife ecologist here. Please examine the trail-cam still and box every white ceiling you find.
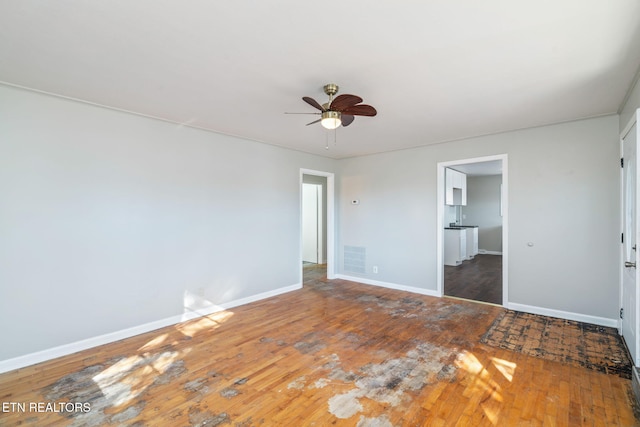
[1,1,639,159]
[451,161,502,177]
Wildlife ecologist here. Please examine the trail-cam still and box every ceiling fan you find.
[288,84,377,129]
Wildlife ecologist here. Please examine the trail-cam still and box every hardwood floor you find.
[445,254,502,305]
[0,267,637,426]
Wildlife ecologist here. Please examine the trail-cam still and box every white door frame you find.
[300,169,335,280]
[436,154,509,306]
[620,109,640,366]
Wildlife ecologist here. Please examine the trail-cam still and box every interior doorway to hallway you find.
[300,169,335,285]
[437,155,508,306]
[302,180,325,265]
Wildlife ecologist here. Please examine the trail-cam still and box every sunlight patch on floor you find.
[176,310,234,338]
[137,333,169,352]
[92,351,181,407]
[491,357,516,382]
[455,350,518,424]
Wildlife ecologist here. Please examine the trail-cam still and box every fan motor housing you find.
[322,110,341,121]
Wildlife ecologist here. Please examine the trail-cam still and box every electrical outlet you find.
[373,266,378,274]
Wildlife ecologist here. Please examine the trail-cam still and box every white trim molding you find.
[478,250,503,255]
[508,302,618,328]
[0,283,301,374]
[335,274,440,297]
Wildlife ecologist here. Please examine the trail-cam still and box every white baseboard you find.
[335,276,617,328]
[507,302,618,328]
[632,366,640,405]
[0,283,301,374]
[335,274,440,297]
[215,283,301,311]
[478,249,502,255]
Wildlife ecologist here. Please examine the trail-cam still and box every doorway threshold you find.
[443,295,502,308]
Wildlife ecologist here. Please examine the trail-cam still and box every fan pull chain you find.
[325,128,338,150]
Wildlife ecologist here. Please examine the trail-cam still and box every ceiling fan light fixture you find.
[321,110,341,129]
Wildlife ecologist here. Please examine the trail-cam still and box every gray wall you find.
[464,175,502,253]
[0,85,335,360]
[444,205,458,226]
[337,115,620,320]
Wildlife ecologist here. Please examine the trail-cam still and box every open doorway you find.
[437,155,508,306]
[300,169,335,285]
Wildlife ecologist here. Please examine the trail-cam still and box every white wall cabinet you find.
[445,168,454,205]
[445,168,467,206]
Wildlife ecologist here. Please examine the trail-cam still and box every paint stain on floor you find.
[293,331,328,354]
[310,280,491,331]
[41,350,245,426]
[219,387,240,398]
[188,407,230,427]
[357,414,394,427]
[275,338,460,423]
[287,376,307,390]
[44,351,187,426]
[325,342,459,420]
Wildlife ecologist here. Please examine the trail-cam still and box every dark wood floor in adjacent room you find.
[0,264,636,426]
[445,254,502,305]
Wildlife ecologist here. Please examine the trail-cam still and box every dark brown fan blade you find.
[302,97,325,111]
[341,115,355,127]
[341,104,377,117]
[305,119,321,126]
[330,94,363,112]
